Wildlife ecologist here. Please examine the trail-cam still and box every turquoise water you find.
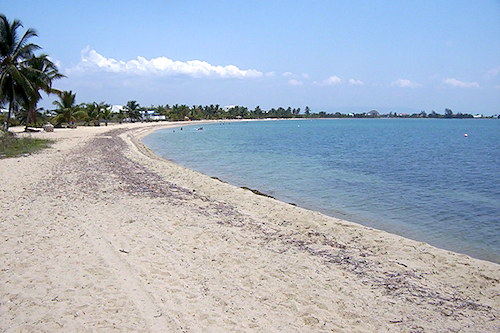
[143,119,500,263]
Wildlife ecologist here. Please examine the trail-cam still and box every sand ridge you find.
[1,122,498,332]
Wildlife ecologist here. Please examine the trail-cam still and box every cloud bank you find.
[69,47,263,79]
[443,78,479,88]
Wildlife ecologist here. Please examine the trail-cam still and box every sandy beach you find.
[1,122,498,332]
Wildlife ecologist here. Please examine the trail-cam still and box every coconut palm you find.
[100,104,113,126]
[116,108,127,124]
[15,105,46,128]
[85,101,111,126]
[83,102,101,126]
[0,14,41,129]
[52,90,85,127]
[21,54,64,130]
[124,100,141,122]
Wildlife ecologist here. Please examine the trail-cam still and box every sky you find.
[3,0,500,115]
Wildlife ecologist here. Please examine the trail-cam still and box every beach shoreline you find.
[1,122,498,332]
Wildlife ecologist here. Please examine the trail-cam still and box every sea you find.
[143,119,500,263]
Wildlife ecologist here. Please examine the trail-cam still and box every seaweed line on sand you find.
[41,128,497,322]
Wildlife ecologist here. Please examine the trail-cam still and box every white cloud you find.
[348,78,364,86]
[68,46,263,79]
[288,79,303,86]
[314,75,342,86]
[443,78,479,88]
[324,75,342,85]
[486,66,500,77]
[282,72,293,77]
[391,79,421,88]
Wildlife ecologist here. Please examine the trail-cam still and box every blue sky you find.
[3,0,500,114]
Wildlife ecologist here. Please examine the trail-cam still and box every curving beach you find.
[1,122,498,332]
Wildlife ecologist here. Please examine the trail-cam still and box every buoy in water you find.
[464,133,468,137]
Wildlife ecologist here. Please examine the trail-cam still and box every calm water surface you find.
[143,119,500,263]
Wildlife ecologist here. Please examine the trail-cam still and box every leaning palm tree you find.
[0,14,41,130]
[22,54,64,131]
[52,90,85,127]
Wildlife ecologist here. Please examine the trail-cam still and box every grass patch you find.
[0,132,53,158]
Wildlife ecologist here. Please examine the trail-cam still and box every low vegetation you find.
[0,131,53,158]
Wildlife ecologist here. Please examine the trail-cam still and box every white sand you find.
[1,122,498,332]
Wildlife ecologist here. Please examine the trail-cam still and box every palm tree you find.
[22,54,64,131]
[16,105,47,128]
[52,90,85,127]
[100,104,113,126]
[83,102,100,126]
[116,108,127,124]
[124,100,141,122]
[0,14,40,129]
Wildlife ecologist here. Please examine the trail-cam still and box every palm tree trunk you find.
[25,107,34,132]
[5,93,15,130]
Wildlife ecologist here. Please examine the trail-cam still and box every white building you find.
[140,110,166,121]
[110,105,124,113]
[223,105,237,111]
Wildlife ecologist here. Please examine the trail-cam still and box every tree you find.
[52,90,85,127]
[15,105,47,128]
[0,15,40,129]
[444,108,453,118]
[0,15,63,130]
[253,106,263,118]
[124,100,141,122]
[116,107,128,124]
[83,102,101,126]
[21,54,64,131]
[305,106,311,116]
[100,104,113,126]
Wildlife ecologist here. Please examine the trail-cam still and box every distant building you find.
[140,110,166,121]
[223,105,236,111]
[367,110,380,117]
[473,114,483,118]
[110,105,124,113]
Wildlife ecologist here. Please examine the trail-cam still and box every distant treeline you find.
[3,99,496,129]
[130,104,495,121]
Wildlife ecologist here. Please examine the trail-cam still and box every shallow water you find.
[143,119,500,263]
